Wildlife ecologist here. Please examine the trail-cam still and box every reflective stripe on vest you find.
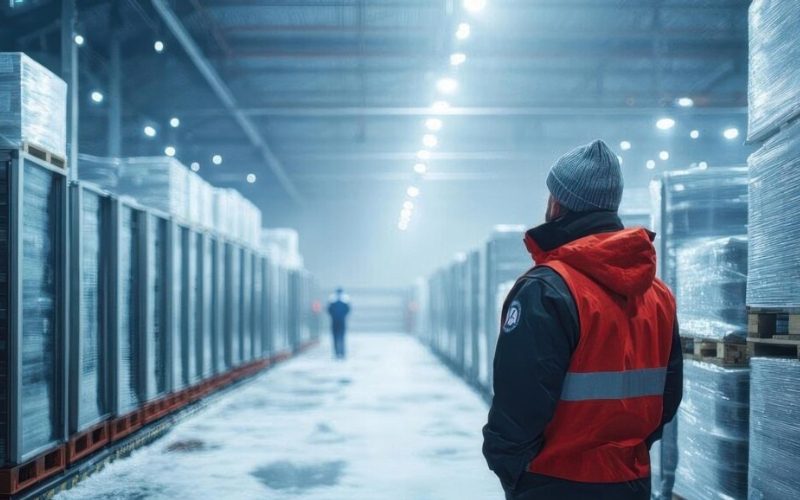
[560,367,667,401]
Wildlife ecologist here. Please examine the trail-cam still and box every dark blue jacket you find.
[328,296,351,333]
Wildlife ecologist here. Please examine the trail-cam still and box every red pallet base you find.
[66,422,110,465]
[0,445,65,496]
[108,410,143,441]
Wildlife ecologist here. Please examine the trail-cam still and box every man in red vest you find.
[483,139,683,500]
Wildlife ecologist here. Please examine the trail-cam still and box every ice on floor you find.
[56,333,500,500]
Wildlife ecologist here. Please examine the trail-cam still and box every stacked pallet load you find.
[649,166,749,500]
[745,2,800,497]
[0,52,70,493]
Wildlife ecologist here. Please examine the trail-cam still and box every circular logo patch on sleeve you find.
[503,300,522,333]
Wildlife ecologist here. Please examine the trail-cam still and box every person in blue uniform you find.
[327,287,351,359]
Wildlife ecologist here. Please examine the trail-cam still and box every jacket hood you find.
[525,227,657,299]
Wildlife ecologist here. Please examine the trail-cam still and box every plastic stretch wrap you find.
[118,157,190,221]
[0,53,67,157]
[21,163,59,455]
[201,236,213,376]
[675,236,748,341]
[651,419,678,500]
[78,191,104,429]
[747,120,800,308]
[241,252,253,361]
[252,257,263,357]
[227,244,241,366]
[212,240,226,371]
[748,0,800,142]
[171,226,184,390]
[183,229,197,384]
[261,228,302,269]
[146,215,167,399]
[117,206,140,414]
[674,361,749,500]
[0,156,9,460]
[749,358,800,499]
[78,154,122,190]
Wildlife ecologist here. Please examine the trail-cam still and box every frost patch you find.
[252,460,347,491]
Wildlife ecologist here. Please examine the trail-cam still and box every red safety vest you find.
[524,228,676,483]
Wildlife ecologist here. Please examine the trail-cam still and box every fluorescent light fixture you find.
[169,117,180,128]
[456,22,471,40]
[450,52,467,66]
[690,129,700,139]
[423,134,438,148]
[676,97,694,108]
[144,126,157,137]
[436,77,458,94]
[723,127,740,140]
[463,0,487,12]
[425,118,443,131]
[416,150,431,160]
[90,91,104,103]
[73,34,85,46]
[164,146,176,157]
[403,201,414,210]
[656,117,676,130]
[659,150,670,161]
[212,154,223,165]
[246,173,256,183]
[190,162,200,172]
[619,140,631,151]
[407,186,420,198]
[398,222,408,231]
[646,160,656,170]
[698,161,708,169]
[413,163,428,174]
[154,40,165,53]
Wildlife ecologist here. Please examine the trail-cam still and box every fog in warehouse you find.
[2,0,799,499]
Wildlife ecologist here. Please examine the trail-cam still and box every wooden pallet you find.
[747,337,800,360]
[681,336,748,366]
[21,141,66,170]
[67,421,110,465]
[748,307,800,338]
[0,445,65,495]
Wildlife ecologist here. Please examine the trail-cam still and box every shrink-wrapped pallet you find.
[748,0,800,141]
[747,120,800,308]
[117,205,141,414]
[78,154,123,191]
[118,157,190,221]
[145,214,168,399]
[0,53,67,157]
[674,361,749,500]
[675,236,748,341]
[749,358,800,499]
[261,228,303,269]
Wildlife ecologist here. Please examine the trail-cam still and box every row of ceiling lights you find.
[74,32,257,184]
[398,0,485,231]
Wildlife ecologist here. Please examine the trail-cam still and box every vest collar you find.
[524,211,624,261]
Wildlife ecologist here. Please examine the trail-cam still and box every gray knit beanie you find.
[546,139,623,212]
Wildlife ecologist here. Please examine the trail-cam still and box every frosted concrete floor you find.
[57,334,500,499]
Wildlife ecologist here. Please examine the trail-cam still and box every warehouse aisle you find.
[56,334,498,500]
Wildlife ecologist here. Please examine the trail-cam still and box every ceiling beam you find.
[151,0,303,204]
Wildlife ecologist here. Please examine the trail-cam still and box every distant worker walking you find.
[328,287,351,359]
[483,139,683,500]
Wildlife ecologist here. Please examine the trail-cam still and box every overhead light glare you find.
[403,201,414,210]
[723,127,740,140]
[431,101,450,113]
[154,40,165,53]
[619,140,631,151]
[690,129,700,139]
[425,118,443,131]
[190,162,200,172]
[164,146,176,157]
[646,160,656,170]
[656,117,676,130]
[416,150,431,160]
[169,117,180,128]
[144,126,157,138]
[677,97,694,108]
[212,154,223,165]
[423,134,438,148]
[436,77,459,94]
[450,52,467,66]
[698,161,709,170]
[246,173,256,184]
[73,34,85,46]
[456,22,471,40]
[407,186,420,198]
[413,163,428,174]
[463,0,487,12]
[659,150,670,161]
[90,90,104,103]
